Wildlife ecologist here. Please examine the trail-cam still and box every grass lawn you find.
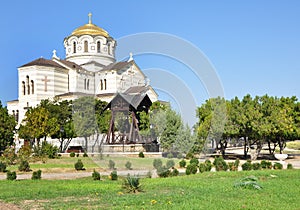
[0,169,299,209]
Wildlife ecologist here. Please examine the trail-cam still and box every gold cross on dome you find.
[88,13,92,24]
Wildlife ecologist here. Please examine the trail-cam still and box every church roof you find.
[59,59,84,70]
[20,58,64,68]
[124,86,149,94]
[102,60,133,71]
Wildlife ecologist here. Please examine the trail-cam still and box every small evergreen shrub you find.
[0,161,7,172]
[153,159,163,170]
[234,158,240,168]
[125,161,132,170]
[110,170,118,180]
[185,152,194,159]
[74,159,84,170]
[242,160,253,171]
[6,171,16,180]
[167,153,174,159]
[273,162,283,170]
[177,153,183,159]
[18,160,30,172]
[138,151,145,158]
[157,166,171,178]
[92,169,101,180]
[83,152,88,157]
[70,152,75,157]
[76,153,80,157]
[166,159,175,169]
[199,163,206,173]
[261,160,272,169]
[123,175,142,193]
[170,168,179,177]
[108,160,115,170]
[252,162,261,170]
[179,159,186,168]
[186,163,198,175]
[31,170,42,180]
[287,163,293,169]
[213,156,228,171]
[190,158,199,166]
[204,160,212,171]
[229,159,240,171]
[146,171,152,178]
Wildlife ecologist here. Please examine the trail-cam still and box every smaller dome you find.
[71,13,110,37]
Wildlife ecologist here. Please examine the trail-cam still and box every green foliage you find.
[92,169,101,180]
[70,152,75,157]
[125,161,132,170]
[241,160,253,171]
[157,166,171,178]
[37,141,59,159]
[234,176,262,190]
[110,170,118,180]
[138,151,145,158]
[153,159,162,170]
[261,160,272,169]
[190,158,199,166]
[252,162,261,170]
[31,170,42,180]
[18,144,32,160]
[123,175,143,193]
[95,99,110,134]
[74,159,84,170]
[273,162,283,170]
[83,152,88,157]
[185,152,194,159]
[179,159,186,168]
[0,161,7,172]
[166,159,175,169]
[213,156,228,171]
[6,171,17,180]
[199,163,206,173]
[173,124,194,155]
[287,163,293,169]
[186,163,198,175]
[108,159,115,170]
[2,146,17,165]
[76,153,79,157]
[18,160,30,172]
[167,153,173,159]
[170,168,179,177]
[204,160,212,171]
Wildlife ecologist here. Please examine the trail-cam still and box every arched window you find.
[84,41,88,52]
[31,80,34,94]
[107,42,111,55]
[104,79,107,90]
[22,81,25,95]
[26,76,30,95]
[73,41,76,53]
[87,79,90,90]
[84,78,86,90]
[97,41,101,53]
[100,80,103,90]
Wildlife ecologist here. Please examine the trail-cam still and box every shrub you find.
[242,160,252,171]
[166,159,175,169]
[157,166,171,178]
[3,147,17,165]
[6,171,16,180]
[190,158,199,166]
[167,153,173,159]
[18,144,32,160]
[146,171,152,178]
[0,161,7,172]
[213,156,228,171]
[92,169,101,180]
[18,160,30,172]
[31,170,42,180]
[177,153,183,159]
[273,162,283,170]
[228,162,237,171]
[261,160,272,169]
[170,168,179,177]
[125,161,132,170]
[70,152,75,157]
[185,152,194,159]
[252,162,261,170]
[83,152,88,157]
[123,175,142,193]
[110,170,118,180]
[76,153,80,157]
[108,160,115,170]
[199,163,206,173]
[74,159,85,170]
[186,163,198,175]
[179,159,186,168]
[153,159,163,170]
[204,160,212,171]
[287,163,293,169]
[41,141,58,159]
[138,151,145,158]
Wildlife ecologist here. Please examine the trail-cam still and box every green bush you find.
[273,162,283,170]
[92,169,101,180]
[153,159,162,170]
[74,159,84,170]
[18,144,32,160]
[6,171,16,180]
[229,159,240,171]
[190,158,199,166]
[179,159,186,168]
[31,170,42,180]
[185,152,194,159]
[167,153,174,159]
[33,141,58,159]
[3,147,17,165]
[204,160,212,171]
[287,163,293,169]
[110,170,118,180]
[70,152,75,157]
[0,161,7,172]
[18,160,30,172]
[125,161,132,170]
[170,168,179,177]
[138,151,145,158]
[252,162,261,170]
[213,156,228,171]
[83,152,88,157]
[242,160,252,171]
[166,159,175,169]
[186,163,198,175]
[76,153,80,157]
[157,166,171,178]
[199,163,206,173]
[261,160,272,169]
[108,160,115,170]
[123,175,142,193]
[177,153,183,159]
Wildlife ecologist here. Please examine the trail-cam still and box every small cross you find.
[88,13,92,24]
[42,76,50,92]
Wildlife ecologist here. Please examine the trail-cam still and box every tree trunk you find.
[84,136,88,153]
[243,136,248,158]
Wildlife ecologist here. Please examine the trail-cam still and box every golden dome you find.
[71,13,110,37]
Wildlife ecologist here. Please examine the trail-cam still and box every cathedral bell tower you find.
[63,13,116,66]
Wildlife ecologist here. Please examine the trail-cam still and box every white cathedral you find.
[7,13,158,125]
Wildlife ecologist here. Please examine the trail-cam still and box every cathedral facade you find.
[7,13,158,124]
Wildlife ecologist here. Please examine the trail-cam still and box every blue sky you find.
[0,1,299,125]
